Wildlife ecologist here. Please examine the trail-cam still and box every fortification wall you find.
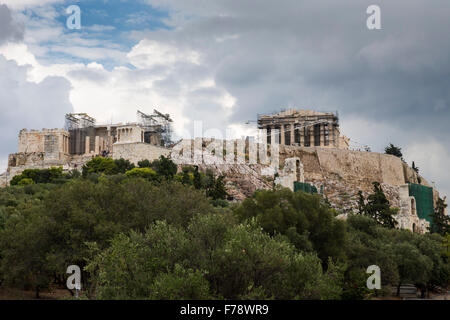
[112,142,170,165]
[18,129,69,155]
[281,146,406,189]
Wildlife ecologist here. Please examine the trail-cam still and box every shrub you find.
[10,167,64,185]
[82,157,118,176]
[18,178,34,186]
[125,167,157,180]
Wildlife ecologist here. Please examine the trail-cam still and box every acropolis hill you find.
[0,108,442,234]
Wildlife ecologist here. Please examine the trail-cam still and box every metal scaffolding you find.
[137,109,173,147]
[65,114,96,155]
[65,113,96,130]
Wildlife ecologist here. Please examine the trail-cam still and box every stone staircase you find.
[398,284,419,300]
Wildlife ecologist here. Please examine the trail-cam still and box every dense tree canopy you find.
[234,188,347,263]
[0,158,449,300]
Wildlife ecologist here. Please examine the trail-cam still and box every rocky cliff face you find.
[2,137,438,234]
[198,145,428,207]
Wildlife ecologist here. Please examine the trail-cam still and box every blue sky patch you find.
[24,0,173,68]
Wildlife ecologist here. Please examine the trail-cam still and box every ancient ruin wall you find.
[279,146,431,213]
[112,142,170,165]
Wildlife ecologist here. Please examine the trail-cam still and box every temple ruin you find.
[1,107,445,234]
[7,110,172,176]
[258,109,350,149]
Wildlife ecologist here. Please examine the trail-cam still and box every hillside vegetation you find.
[0,157,449,299]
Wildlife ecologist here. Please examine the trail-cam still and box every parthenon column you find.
[280,124,285,145]
[306,126,312,146]
[95,136,100,154]
[320,123,325,147]
[266,126,271,144]
[290,123,295,146]
[299,125,304,146]
[85,136,90,154]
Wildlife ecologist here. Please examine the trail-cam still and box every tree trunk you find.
[396,283,401,297]
[420,288,425,299]
[35,286,40,299]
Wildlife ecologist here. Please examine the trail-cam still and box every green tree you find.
[234,188,347,263]
[151,156,178,179]
[412,161,419,174]
[345,215,400,299]
[384,143,403,160]
[179,166,195,186]
[86,222,195,299]
[209,222,343,299]
[18,178,34,186]
[206,175,228,200]
[357,191,365,215]
[193,166,202,189]
[364,182,398,229]
[412,162,422,184]
[393,242,432,297]
[0,205,53,298]
[431,197,450,236]
[149,264,212,300]
[413,233,450,297]
[138,159,151,168]
[0,178,214,298]
[114,158,135,174]
[10,167,64,185]
[443,233,450,258]
[82,157,118,176]
[125,167,157,181]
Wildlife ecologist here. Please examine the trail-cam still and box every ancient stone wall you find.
[112,142,170,165]
[18,129,69,160]
[279,146,410,208]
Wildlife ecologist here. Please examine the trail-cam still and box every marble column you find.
[320,124,325,147]
[299,124,304,146]
[85,136,90,154]
[290,123,295,146]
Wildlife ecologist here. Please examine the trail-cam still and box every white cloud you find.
[1,0,450,201]
[404,141,450,199]
[0,3,24,44]
[127,39,201,69]
[0,0,63,10]
[0,159,7,174]
[85,25,116,33]
[0,54,73,170]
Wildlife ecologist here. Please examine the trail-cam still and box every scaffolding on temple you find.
[65,114,96,155]
[137,109,173,147]
[65,113,96,131]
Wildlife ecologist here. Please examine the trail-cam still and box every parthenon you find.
[257,109,350,149]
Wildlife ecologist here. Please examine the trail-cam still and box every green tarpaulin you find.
[408,183,434,225]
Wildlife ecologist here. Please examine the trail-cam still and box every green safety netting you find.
[408,183,434,225]
[294,182,318,194]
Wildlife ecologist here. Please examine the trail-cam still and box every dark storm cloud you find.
[0,4,24,44]
[141,0,450,195]
[0,57,73,166]
[144,0,450,134]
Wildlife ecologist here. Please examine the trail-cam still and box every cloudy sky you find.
[0,0,449,198]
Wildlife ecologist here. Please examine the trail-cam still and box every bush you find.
[10,167,64,185]
[149,265,211,300]
[18,178,34,186]
[82,157,118,176]
[125,168,157,180]
[114,158,135,174]
[234,188,347,263]
[86,216,342,300]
